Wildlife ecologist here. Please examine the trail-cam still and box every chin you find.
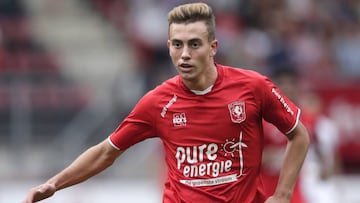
[180,72,196,80]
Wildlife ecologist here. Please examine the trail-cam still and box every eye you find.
[172,41,182,49]
[191,42,200,48]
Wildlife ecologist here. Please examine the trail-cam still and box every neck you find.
[184,63,218,91]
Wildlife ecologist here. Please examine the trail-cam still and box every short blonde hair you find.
[168,2,216,41]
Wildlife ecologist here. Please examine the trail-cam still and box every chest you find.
[156,90,262,145]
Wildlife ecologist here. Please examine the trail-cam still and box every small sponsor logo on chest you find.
[173,113,187,126]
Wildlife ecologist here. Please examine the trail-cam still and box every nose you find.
[181,46,191,59]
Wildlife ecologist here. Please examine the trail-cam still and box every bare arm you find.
[23,139,123,203]
[265,121,310,203]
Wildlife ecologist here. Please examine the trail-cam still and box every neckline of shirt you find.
[178,63,223,95]
[190,85,214,95]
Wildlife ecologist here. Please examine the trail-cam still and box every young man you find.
[23,3,309,203]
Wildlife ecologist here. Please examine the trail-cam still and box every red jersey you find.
[109,64,301,203]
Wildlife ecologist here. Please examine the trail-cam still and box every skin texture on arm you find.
[265,121,310,203]
[22,139,123,203]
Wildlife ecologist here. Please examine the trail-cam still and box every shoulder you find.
[220,64,266,79]
[220,64,270,87]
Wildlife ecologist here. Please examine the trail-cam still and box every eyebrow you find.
[170,38,202,43]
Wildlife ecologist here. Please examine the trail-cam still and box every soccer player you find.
[23,3,310,203]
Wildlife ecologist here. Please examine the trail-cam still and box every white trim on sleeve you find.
[107,136,121,150]
[286,108,301,135]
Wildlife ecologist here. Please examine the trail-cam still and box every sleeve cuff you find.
[107,136,121,150]
[286,108,301,135]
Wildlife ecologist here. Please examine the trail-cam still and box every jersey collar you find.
[178,63,224,95]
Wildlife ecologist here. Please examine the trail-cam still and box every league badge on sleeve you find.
[228,101,246,124]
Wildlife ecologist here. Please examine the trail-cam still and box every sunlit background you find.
[0,0,359,202]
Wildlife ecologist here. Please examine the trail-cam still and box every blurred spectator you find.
[299,91,341,203]
[88,0,360,86]
[332,21,360,77]
[260,68,307,203]
[0,0,26,18]
[125,0,173,91]
[88,0,360,84]
[261,68,341,203]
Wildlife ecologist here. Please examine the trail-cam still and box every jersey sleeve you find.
[108,92,157,150]
[259,76,301,135]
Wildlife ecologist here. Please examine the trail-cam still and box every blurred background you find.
[0,0,359,202]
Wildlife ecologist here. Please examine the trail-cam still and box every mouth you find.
[179,63,194,72]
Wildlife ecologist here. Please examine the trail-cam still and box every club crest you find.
[228,101,246,123]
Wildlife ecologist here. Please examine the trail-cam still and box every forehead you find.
[169,21,208,41]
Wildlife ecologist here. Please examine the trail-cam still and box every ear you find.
[210,40,218,57]
[167,40,172,56]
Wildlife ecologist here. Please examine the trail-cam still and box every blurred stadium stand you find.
[0,0,90,140]
[0,0,149,181]
[1,0,360,202]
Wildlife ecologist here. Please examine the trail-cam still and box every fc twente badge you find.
[228,101,246,123]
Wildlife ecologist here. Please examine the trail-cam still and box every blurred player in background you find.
[299,91,341,203]
[261,68,340,203]
[260,69,308,203]
[23,3,309,203]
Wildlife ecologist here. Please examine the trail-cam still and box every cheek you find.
[197,51,211,62]
[169,50,180,60]
[169,53,178,65]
